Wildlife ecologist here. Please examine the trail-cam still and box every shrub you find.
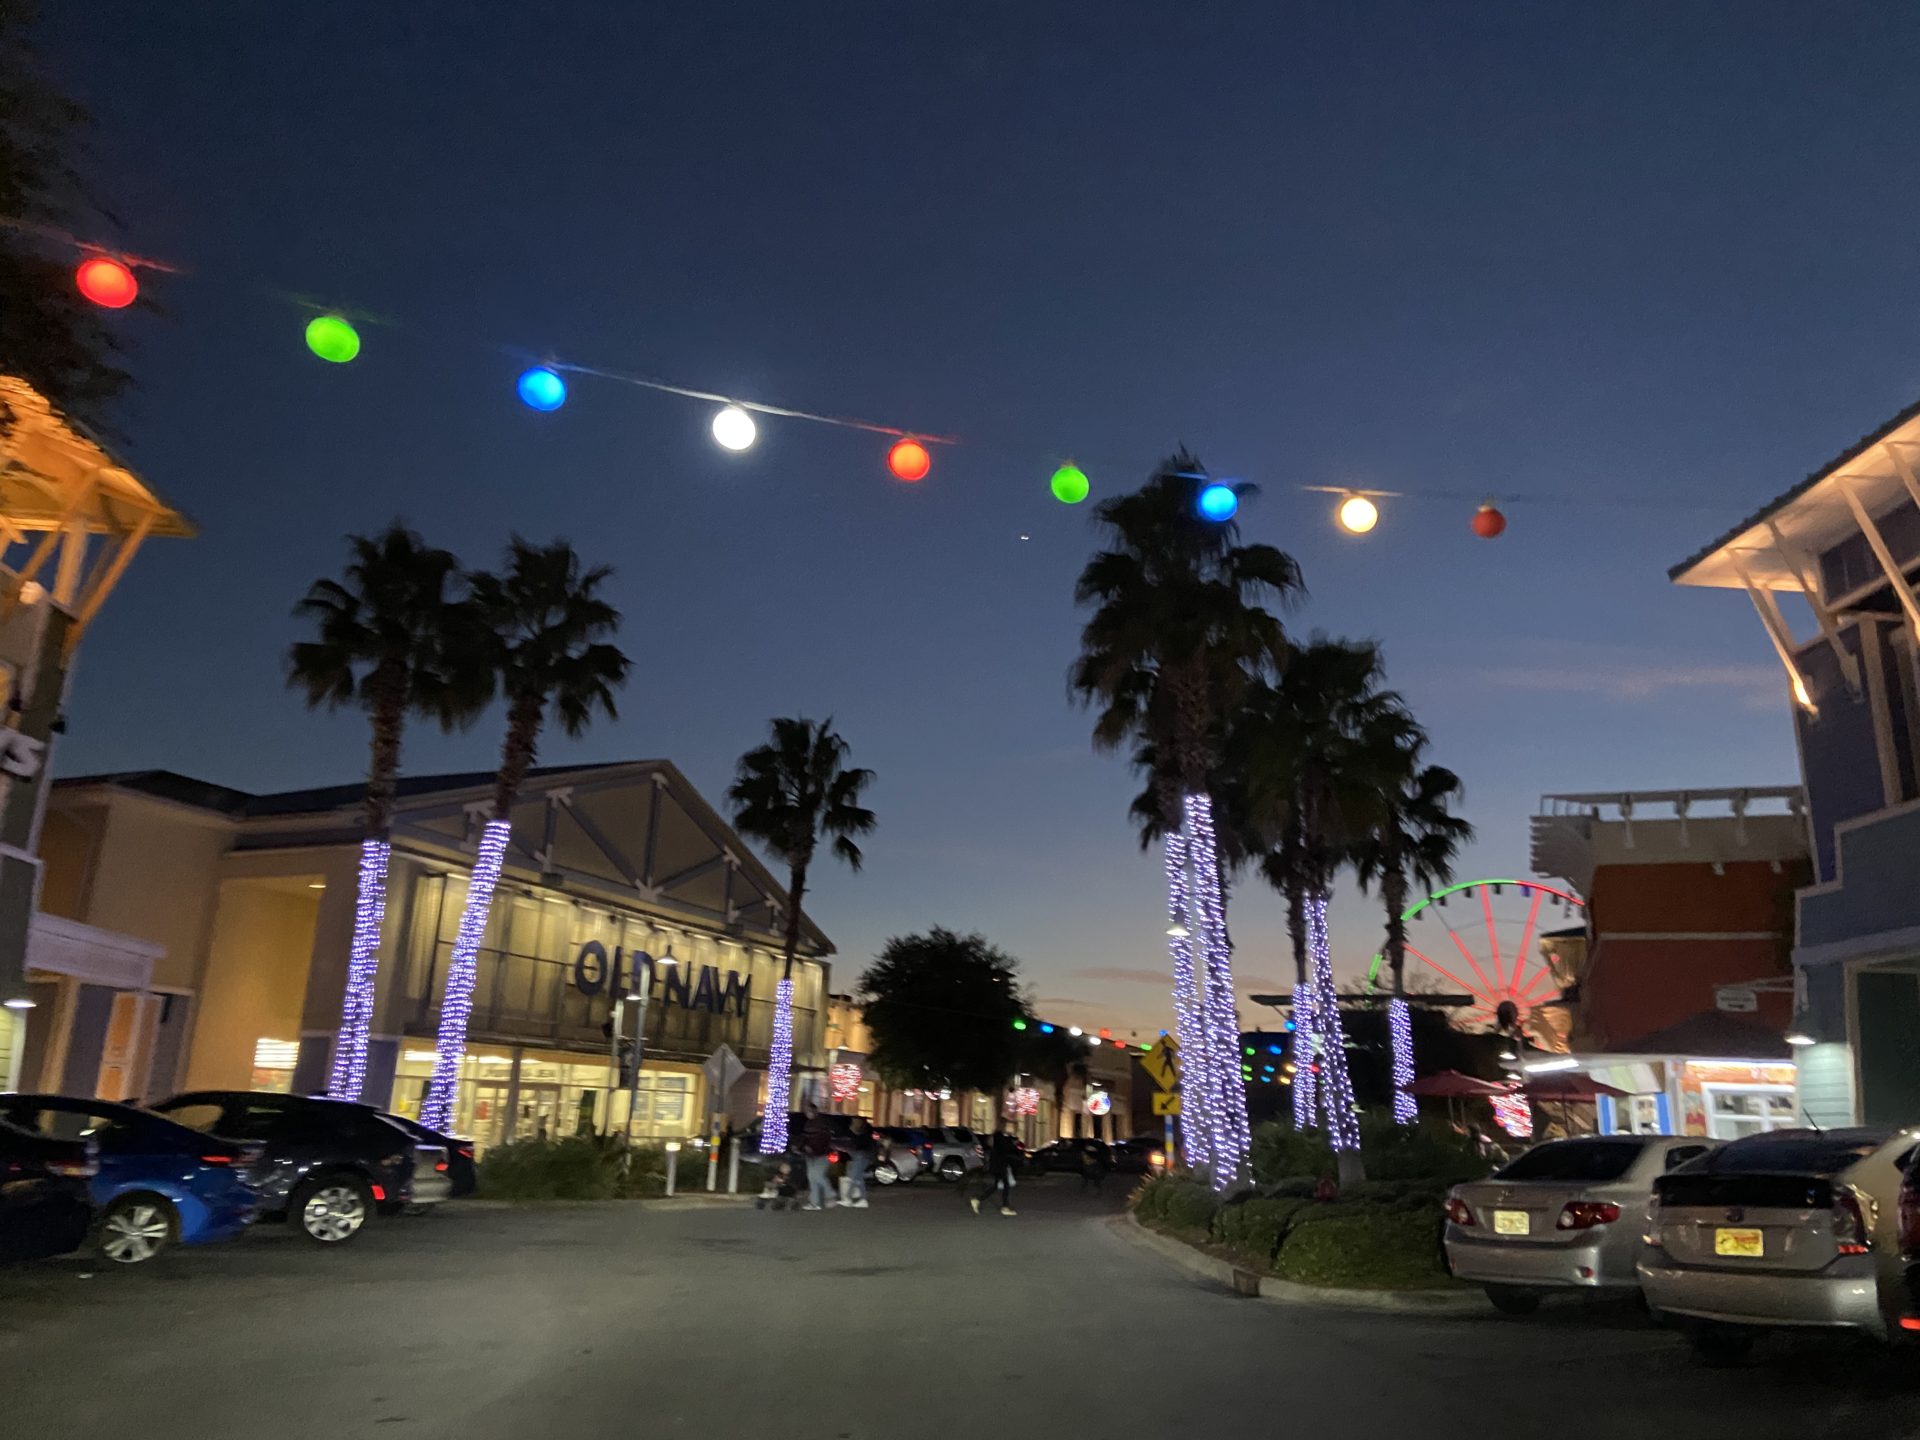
[1273,1208,1450,1289]
[1159,1178,1221,1235]
[1214,1198,1308,1269]
[476,1137,620,1201]
[1130,1174,1174,1222]
[1251,1114,1490,1188]
[1250,1122,1333,1186]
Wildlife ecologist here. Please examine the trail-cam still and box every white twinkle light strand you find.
[1306,891,1361,1153]
[1184,791,1250,1186]
[327,838,391,1101]
[760,977,796,1153]
[421,819,513,1131]
[1163,824,1213,1174]
[1291,979,1318,1130]
[1389,997,1417,1125]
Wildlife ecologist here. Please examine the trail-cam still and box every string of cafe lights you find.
[27,223,1735,539]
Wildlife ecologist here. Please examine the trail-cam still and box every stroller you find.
[755,1160,800,1211]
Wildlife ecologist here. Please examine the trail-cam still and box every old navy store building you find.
[21,762,831,1149]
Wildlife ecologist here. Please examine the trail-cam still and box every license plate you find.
[1493,1209,1529,1236]
[1714,1227,1763,1258]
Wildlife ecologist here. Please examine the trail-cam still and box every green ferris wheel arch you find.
[1361,877,1585,1015]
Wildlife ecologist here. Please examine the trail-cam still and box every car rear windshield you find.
[1494,1138,1643,1182]
[1699,1136,1882,1175]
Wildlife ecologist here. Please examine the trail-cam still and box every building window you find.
[251,1038,297,1093]
[1701,1083,1797,1139]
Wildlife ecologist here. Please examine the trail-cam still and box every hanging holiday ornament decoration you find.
[887,437,931,482]
[1050,463,1090,505]
[1337,493,1379,534]
[305,314,361,364]
[75,255,138,309]
[711,403,757,452]
[1196,482,1239,522]
[1472,501,1507,539]
[516,365,567,412]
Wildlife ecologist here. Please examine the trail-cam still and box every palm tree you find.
[728,718,875,1153]
[1239,638,1411,1168]
[287,524,488,1100]
[420,538,631,1132]
[1071,453,1301,1185]
[1352,728,1473,1124]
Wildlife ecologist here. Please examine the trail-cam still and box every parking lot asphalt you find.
[3,1173,1918,1440]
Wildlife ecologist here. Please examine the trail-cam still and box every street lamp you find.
[622,954,676,1145]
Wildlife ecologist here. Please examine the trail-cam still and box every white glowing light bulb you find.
[1337,494,1379,534]
[711,403,757,452]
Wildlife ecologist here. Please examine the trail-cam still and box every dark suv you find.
[152,1091,445,1245]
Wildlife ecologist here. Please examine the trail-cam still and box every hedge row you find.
[476,1137,669,1201]
[1129,1174,1452,1288]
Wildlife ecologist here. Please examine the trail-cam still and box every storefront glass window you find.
[251,1037,297,1093]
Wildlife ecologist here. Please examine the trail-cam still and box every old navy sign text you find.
[573,941,750,1017]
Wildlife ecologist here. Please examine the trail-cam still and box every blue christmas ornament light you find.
[1197,483,1238,522]
[517,366,568,412]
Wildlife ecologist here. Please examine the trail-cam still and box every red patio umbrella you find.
[1408,1070,1511,1098]
[1519,1072,1630,1102]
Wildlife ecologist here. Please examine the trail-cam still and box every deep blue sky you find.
[38,4,1920,1038]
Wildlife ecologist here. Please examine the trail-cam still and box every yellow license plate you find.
[1493,1209,1529,1236]
[1714,1227,1763,1258]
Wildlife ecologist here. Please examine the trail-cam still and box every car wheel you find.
[873,1159,900,1186]
[96,1194,178,1265]
[292,1174,373,1245]
[1687,1323,1757,1367]
[937,1155,966,1183]
[1484,1285,1541,1316]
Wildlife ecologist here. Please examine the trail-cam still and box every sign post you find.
[1141,1038,1182,1168]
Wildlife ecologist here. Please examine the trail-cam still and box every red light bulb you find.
[75,256,138,309]
[1471,503,1507,539]
[887,438,931,482]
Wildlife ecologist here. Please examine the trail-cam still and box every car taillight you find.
[199,1153,234,1165]
[1149,1152,1166,1168]
[457,1144,475,1160]
[1444,1196,1475,1227]
[435,1160,449,1172]
[1834,1187,1874,1255]
[370,1184,387,1202]
[1556,1201,1621,1231]
[48,1157,97,1179]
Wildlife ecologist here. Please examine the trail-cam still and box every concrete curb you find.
[457,1193,754,1211]
[1109,1213,1485,1316]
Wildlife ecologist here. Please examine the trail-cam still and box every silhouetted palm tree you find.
[421,538,630,1131]
[1239,638,1411,1167]
[287,524,488,1100]
[728,718,875,1153]
[1352,727,1472,1125]
[1071,454,1300,1184]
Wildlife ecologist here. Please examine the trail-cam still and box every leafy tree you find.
[860,928,1026,1098]
[728,718,875,1152]
[421,538,631,1130]
[0,0,130,434]
[1071,453,1300,1184]
[287,524,489,1098]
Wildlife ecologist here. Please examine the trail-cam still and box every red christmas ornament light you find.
[75,256,138,309]
[1471,502,1507,539]
[887,438,931,482]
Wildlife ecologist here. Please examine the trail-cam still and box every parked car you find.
[1443,1134,1715,1313]
[1027,1137,1114,1176]
[151,1091,446,1244]
[1639,1125,1920,1362]
[0,1095,260,1265]
[871,1126,929,1185]
[0,1118,95,1263]
[1113,1136,1169,1174]
[1900,1143,1920,1327]
[922,1125,985,1181]
[382,1113,477,1199]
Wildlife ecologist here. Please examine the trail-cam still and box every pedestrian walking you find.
[799,1105,835,1210]
[970,1127,1019,1216]
[843,1117,875,1208]
[1078,1142,1110,1192]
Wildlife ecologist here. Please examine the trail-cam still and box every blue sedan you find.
[0,1095,259,1264]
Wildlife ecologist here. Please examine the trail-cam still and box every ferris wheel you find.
[1363,878,1586,1026]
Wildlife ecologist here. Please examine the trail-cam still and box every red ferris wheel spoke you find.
[1516,963,1560,1004]
[1507,889,1544,1000]
[1481,888,1505,996]
[1404,944,1481,1001]
[1439,919,1500,1000]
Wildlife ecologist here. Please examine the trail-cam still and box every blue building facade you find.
[1672,398,1920,1126]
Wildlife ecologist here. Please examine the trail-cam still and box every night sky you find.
[36,5,1920,1038]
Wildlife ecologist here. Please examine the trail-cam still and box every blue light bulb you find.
[1196,482,1238,521]
[1039,1022,1054,1034]
[517,366,567,412]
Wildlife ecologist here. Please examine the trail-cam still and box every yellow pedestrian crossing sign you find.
[1140,1038,1180,1091]
[1151,1093,1182,1117]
